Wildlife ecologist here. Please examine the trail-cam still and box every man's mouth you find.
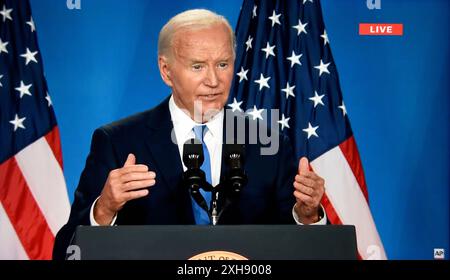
[198,93,221,101]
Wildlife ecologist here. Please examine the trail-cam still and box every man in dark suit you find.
[53,9,326,259]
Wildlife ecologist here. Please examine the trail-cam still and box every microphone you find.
[183,138,204,170]
[211,144,247,225]
[224,144,247,198]
[182,138,209,213]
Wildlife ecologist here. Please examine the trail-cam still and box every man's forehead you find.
[172,29,233,60]
[176,46,233,62]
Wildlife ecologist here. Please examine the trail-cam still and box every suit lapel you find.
[144,97,194,223]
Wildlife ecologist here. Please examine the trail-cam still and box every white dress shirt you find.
[90,95,326,225]
[169,95,223,187]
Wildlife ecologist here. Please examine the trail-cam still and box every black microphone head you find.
[225,144,245,169]
[183,138,204,169]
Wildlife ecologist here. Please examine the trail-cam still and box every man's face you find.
[159,23,235,122]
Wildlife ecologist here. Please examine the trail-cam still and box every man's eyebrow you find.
[188,56,233,64]
[189,60,206,64]
[219,56,233,61]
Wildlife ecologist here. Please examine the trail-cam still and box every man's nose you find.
[204,67,219,87]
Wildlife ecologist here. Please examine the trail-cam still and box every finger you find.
[299,172,324,189]
[300,172,325,191]
[123,153,136,167]
[123,189,149,202]
[293,181,314,196]
[304,170,321,181]
[122,179,156,191]
[293,190,314,206]
[298,157,309,175]
[119,164,149,175]
[121,171,156,183]
[295,176,316,189]
[295,174,315,186]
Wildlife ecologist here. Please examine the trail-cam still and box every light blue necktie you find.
[191,125,212,225]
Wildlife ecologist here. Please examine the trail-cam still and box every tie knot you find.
[193,125,207,142]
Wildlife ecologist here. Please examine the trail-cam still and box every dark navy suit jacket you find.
[53,97,297,259]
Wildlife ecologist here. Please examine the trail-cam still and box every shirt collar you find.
[168,95,223,139]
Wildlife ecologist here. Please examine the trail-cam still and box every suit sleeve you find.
[273,134,297,224]
[52,127,120,259]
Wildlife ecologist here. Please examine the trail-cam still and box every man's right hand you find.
[94,153,156,225]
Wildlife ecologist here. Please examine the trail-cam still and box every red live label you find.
[359,23,403,36]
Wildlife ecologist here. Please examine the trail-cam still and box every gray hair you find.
[158,9,236,59]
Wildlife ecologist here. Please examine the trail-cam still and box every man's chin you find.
[191,105,223,123]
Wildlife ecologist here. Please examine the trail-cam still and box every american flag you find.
[0,0,70,259]
[228,0,386,259]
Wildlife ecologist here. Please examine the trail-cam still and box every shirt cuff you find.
[292,203,327,225]
[89,196,117,226]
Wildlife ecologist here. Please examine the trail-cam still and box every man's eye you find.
[218,62,228,69]
[192,64,203,71]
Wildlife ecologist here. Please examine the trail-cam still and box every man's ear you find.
[158,55,173,87]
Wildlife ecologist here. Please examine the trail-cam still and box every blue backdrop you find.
[29,0,449,260]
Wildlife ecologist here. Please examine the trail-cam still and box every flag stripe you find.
[230,0,385,259]
[339,136,369,202]
[0,0,70,259]
[321,193,363,259]
[0,203,29,260]
[44,126,64,169]
[0,158,54,260]
[14,133,70,235]
[311,146,387,259]
[321,193,343,225]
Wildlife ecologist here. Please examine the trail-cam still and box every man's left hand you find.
[293,157,325,224]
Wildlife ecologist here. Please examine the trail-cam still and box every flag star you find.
[9,114,26,131]
[45,92,53,107]
[303,0,314,4]
[278,114,290,130]
[0,38,8,54]
[292,19,308,36]
[314,59,331,76]
[254,73,271,91]
[338,101,347,116]
[286,50,302,68]
[261,42,275,58]
[281,82,295,99]
[252,5,257,18]
[321,29,329,45]
[268,10,281,27]
[247,106,264,121]
[309,91,325,107]
[228,98,243,113]
[236,67,248,83]
[0,74,3,87]
[1,5,13,22]
[245,35,253,51]
[20,48,39,65]
[303,122,319,139]
[15,81,32,98]
[26,17,36,32]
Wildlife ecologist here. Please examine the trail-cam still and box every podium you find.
[70,225,357,260]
